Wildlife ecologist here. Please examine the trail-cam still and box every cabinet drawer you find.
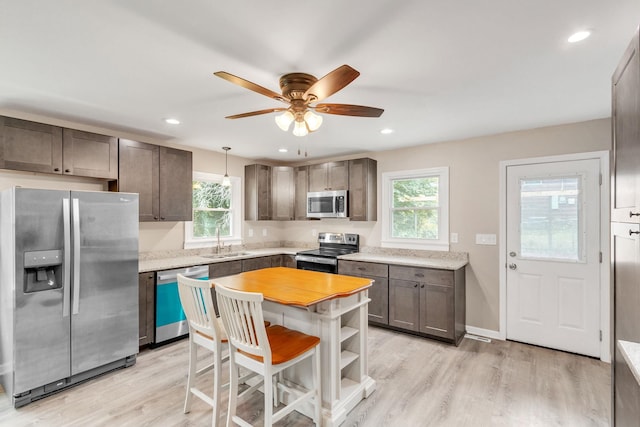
[242,257,272,272]
[209,260,242,278]
[389,265,453,286]
[339,260,388,278]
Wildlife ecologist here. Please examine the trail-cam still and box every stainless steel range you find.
[295,232,359,274]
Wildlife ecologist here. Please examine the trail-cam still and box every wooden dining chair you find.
[176,273,229,427]
[215,283,322,426]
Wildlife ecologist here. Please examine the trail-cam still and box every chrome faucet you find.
[216,227,222,254]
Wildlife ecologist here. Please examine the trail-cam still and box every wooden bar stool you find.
[215,283,322,426]
[176,273,229,426]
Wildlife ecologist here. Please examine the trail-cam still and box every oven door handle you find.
[295,255,338,266]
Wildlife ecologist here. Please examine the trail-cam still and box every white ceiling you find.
[1,1,639,162]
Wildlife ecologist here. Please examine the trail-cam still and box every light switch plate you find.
[248,229,253,237]
[262,228,268,237]
[450,232,458,243]
[475,233,497,245]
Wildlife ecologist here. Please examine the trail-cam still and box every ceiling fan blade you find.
[314,103,384,118]
[224,108,287,119]
[214,71,288,103]
[303,65,360,102]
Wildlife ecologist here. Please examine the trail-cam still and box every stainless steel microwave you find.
[307,190,348,218]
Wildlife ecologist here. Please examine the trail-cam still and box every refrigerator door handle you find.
[63,198,71,317]
[72,198,81,315]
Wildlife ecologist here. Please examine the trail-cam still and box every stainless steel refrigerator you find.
[0,187,139,407]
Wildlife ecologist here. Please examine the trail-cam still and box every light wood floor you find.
[0,327,610,426]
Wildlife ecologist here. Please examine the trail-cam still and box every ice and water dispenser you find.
[23,250,62,293]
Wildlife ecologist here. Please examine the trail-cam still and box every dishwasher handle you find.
[157,265,209,282]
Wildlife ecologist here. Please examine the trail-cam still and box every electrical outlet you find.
[248,229,253,237]
[262,228,267,237]
[312,229,317,237]
[450,233,458,243]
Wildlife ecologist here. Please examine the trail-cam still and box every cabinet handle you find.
[415,273,424,278]
[421,284,425,288]
[357,267,366,271]
[54,168,60,172]
[153,216,159,220]
[64,169,71,173]
[160,217,165,220]
[413,283,418,288]
[630,211,640,218]
[630,230,640,236]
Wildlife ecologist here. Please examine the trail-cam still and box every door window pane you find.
[520,176,582,261]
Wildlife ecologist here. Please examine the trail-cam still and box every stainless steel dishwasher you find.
[154,265,209,345]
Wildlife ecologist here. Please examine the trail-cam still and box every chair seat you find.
[240,325,320,365]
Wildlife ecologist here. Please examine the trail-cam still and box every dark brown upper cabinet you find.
[308,161,348,192]
[0,116,117,180]
[118,139,192,222]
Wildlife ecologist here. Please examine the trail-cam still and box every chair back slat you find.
[215,283,271,364]
[177,274,224,342]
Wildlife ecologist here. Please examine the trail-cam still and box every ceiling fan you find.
[213,65,384,137]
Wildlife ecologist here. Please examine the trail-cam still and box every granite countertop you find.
[138,247,304,273]
[618,340,640,385]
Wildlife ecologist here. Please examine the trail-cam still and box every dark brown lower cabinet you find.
[138,272,155,346]
[388,265,465,345]
[338,260,389,325]
[281,254,297,268]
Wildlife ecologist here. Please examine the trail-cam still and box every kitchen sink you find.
[202,251,251,259]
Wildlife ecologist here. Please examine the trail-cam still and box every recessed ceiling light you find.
[278,148,288,153]
[568,31,591,43]
[164,118,180,125]
[380,128,394,135]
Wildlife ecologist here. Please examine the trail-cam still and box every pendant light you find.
[222,147,231,187]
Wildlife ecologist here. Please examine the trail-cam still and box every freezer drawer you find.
[155,265,209,344]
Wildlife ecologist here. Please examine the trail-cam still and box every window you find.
[184,171,241,249]
[381,167,449,250]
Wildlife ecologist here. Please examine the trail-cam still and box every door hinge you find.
[599,252,602,263]
[599,173,602,186]
[600,330,602,342]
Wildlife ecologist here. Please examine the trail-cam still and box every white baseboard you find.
[465,326,503,341]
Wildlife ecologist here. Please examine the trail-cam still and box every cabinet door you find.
[389,279,420,331]
[368,277,389,324]
[0,116,63,174]
[612,30,640,223]
[272,166,294,220]
[294,166,309,220]
[419,283,454,339]
[138,272,155,346]
[308,163,328,192]
[209,260,242,314]
[327,161,348,190]
[349,158,377,221]
[245,164,272,220]
[159,146,193,221]
[613,222,640,343]
[62,128,118,179]
[242,257,272,272]
[118,139,160,222]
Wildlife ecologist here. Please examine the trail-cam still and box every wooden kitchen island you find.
[210,267,376,427]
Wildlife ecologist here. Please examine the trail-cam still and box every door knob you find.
[508,263,517,270]
[509,251,517,258]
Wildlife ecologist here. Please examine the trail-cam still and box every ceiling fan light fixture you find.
[275,110,294,131]
[293,120,309,137]
[304,110,323,131]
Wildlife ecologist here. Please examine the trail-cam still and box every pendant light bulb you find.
[222,147,231,187]
[275,111,294,131]
[293,120,308,137]
[304,110,323,131]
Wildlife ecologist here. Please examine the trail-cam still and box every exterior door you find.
[506,159,601,357]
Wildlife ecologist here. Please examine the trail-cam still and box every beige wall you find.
[0,108,611,332]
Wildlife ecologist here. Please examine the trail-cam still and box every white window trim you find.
[184,171,242,249]
[381,167,449,251]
